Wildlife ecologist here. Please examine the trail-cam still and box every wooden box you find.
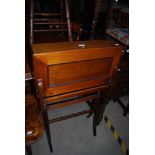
[32,40,123,100]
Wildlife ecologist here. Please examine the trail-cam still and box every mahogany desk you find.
[32,40,123,152]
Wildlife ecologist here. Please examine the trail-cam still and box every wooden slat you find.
[45,78,108,97]
[48,110,91,124]
[46,84,109,103]
[34,13,62,16]
[34,29,68,32]
[34,22,67,25]
[34,19,62,21]
[47,94,98,110]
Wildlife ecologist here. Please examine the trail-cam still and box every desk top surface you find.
[32,40,121,55]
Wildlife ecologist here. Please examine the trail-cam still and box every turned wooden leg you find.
[42,109,53,152]
[26,144,32,155]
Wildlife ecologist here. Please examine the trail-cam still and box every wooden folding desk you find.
[32,40,123,152]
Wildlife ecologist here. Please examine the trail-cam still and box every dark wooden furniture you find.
[117,8,129,28]
[113,51,129,116]
[105,5,129,46]
[25,94,44,155]
[105,6,129,116]
[32,40,123,152]
[30,0,72,44]
[106,29,129,116]
[25,0,73,97]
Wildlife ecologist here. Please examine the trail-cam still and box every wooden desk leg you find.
[87,100,95,118]
[42,108,53,152]
[92,95,106,136]
[26,144,32,155]
[38,80,53,152]
[93,113,97,136]
[113,97,129,116]
[86,100,98,136]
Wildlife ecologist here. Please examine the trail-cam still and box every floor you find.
[28,95,129,155]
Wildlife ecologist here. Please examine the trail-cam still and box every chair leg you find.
[26,144,32,155]
[42,109,53,152]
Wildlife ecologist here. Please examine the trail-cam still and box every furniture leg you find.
[87,111,93,118]
[87,100,95,118]
[93,112,97,136]
[124,102,129,116]
[92,96,103,136]
[92,101,104,136]
[86,99,97,135]
[26,144,32,155]
[96,104,104,125]
[96,95,105,126]
[113,97,129,116]
[92,92,107,136]
[42,108,53,152]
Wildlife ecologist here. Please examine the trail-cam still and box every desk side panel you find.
[33,57,48,90]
